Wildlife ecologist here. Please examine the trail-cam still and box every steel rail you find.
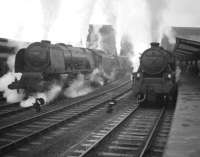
[0,81,131,154]
[0,77,129,119]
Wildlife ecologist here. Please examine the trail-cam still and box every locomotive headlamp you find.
[167,74,172,79]
[136,73,140,78]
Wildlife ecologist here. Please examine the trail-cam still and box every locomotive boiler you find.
[8,40,131,96]
[132,42,177,105]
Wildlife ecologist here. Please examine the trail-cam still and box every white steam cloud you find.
[0,0,199,45]
[64,68,115,98]
[64,74,93,98]
[0,0,97,46]
[20,83,62,107]
[48,0,96,46]
[145,0,168,42]
[0,54,25,103]
[0,0,199,78]
[89,0,151,70]
[6,55,16,72]
[40,0,61,39]
[89,69,105,86]
[89,0,200,70]
[0,72,24,103]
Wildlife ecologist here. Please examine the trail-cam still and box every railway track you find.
[0,77,129,120]
[0,103,30,118]
[143,110,174,157]
[62,106,167,157]
[0,80,131,155]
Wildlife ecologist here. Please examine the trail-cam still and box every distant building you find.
[86,25,117,56]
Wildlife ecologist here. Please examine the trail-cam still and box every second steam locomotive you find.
[8,40,131,96]
[132,42,177,105]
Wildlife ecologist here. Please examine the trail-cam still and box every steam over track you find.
[0,77,129,121]
[0,79,131,156]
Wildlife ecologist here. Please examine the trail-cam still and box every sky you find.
[0,0,199,47]
[0,0,199,76]
[165,0,200,27]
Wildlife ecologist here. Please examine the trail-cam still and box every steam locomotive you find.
[132,42,177,105]
[8,40,131,96]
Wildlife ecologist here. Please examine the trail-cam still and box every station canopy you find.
[174,37,200,61]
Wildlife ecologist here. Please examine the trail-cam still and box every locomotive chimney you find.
[41,40,51,45]
[150,42,159,48]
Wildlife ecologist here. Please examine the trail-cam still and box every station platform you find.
[163,73,200,157]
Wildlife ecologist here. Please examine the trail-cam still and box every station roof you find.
[174,37,200,61]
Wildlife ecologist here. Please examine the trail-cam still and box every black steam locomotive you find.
[8,40,131,95]
[132,42,177,105]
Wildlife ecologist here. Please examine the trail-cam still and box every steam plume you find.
[0,54,25,103]
[40,0,61,39]
[48,0,97,46]
[64,74,93,98]
[0,72,24,103]
[20,83,62,107]
[145,0,168,42]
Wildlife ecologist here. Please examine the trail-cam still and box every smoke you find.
[6,39,30,51]
[90,0,119,53]
[0,72,24,103]
[89,68,115,86]
[90,0,117,25]
[117,0,151,71]
[89,69,105,86]
[0,0,97,46]
[3,55,63,107]
[20,83,62,107]
[64,67,115,98]
[40,0,61,39]
[0,0,200,45]
[6,55,16,72]
[20,68,112,106]
[64,74,93,98]
[20,96,36,108]
[47,0,97,46]
[0,39,30,104]
[0,53,25,103]
[89,0,150,71]
[145,0,168,42]
[89,0,176,71]
[120,35,133,56]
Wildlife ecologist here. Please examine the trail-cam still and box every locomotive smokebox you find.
[150,42,159,48]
